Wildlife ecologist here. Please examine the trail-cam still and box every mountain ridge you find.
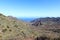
[31,17,60,28]
[0,13,40,40]
[0,14,60,40]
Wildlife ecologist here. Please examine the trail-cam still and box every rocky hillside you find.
[30,17,60,40]
[0,14,41,40]
[0,14,60,40]
[31,17,60,29]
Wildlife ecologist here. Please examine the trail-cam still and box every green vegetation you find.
[2,29,7,33]
[7,26,9,28]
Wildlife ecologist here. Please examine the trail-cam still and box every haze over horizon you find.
[0,0,60,18]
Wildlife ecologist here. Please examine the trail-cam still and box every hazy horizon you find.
[0,0,60,18]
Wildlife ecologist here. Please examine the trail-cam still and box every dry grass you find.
[0,14,60,40]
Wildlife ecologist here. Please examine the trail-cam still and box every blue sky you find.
[0,0,60,18]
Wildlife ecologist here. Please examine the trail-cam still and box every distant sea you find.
[18,18,36,22]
